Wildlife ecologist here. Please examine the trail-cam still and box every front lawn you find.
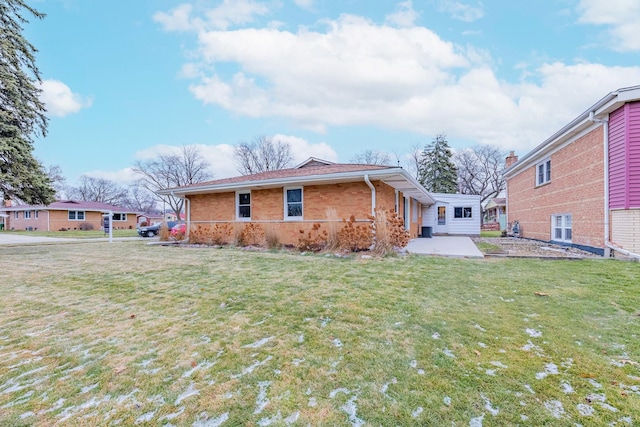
[1,242,638,426]
[0,229,139,238]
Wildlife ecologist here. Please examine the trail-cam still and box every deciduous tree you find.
[1,0,55,204]
[234,136,293,175]
[133,145,213,219]
[350,150,391,165]
[455,144,506,207]
[66,176,128,205]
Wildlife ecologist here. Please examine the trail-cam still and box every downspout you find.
[589,112,640,259]
[364,175,376,217]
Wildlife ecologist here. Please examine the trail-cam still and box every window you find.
[454,207,473,219]
[68,210,85,221]
[537,159,551,186]
[552,214,572,242]
[237,191,251,220]
[285,187,303,219]
[437,206,446,225]
[14,211,19,219]
[35,211,39,219]
[25,210,31,219]
[112,213,127,221]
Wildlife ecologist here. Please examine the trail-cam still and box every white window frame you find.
[35,210,39,219]
[14,211,19,219]
[112,213,127,221]
[454,206,473,219]
[68,210,86,221]
[536,158,551,186]
[25,210,31,219]
[284,187,303,220]
[551,214,572,243]
[236,190,251,221]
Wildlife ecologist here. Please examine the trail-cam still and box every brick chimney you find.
[505,151,518,169]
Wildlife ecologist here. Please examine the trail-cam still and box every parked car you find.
[137,221,180,238]
[170,222,187,237]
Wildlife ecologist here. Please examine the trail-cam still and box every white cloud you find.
[293,0,314,10]
[577,0,640,51]
[154,0,270,32]
[158,5,640,154]
[38,79,91,117]
[84,167,139,185]
[385,1,419,28]
[438,0,484,22]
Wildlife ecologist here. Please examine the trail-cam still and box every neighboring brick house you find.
[1,200,138,231]
[504,85,640,258]
[159,158,435,245]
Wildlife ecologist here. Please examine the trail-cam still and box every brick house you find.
[159,158,436,246]
[504,85,640,258]
[1,200,139,231]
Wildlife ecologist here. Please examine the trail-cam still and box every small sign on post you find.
[103,211,113,243]
[103,216,110,234]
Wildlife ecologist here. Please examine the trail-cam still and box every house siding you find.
[507,126,605,250]
[609,102,640,209]
[187,180,422,245]
[421,193,481,236]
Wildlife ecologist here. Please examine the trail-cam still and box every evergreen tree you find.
[1,0,55,204]
[418,133,458,193]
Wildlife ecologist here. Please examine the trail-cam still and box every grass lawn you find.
[0,229,139,239]
[1,242,639,426]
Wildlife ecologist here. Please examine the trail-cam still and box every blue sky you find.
[29,0,640,184]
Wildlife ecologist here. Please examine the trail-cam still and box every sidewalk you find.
[405,236,484,258]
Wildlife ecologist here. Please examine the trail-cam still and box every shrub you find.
[325,208,340,250]
[264,226,282,249]
[297,223,328,252]
[158,223,171,241]
[79,222,94,231]
[371,208,410,256]
[189,224,232,245]
[239,223,265,246]
[337,215,373,252]
[139,221,148,227]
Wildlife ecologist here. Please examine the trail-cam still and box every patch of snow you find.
[544,400,565,419]
[444,396,451,406]
[443,348,456,358]
[182,360,215,378]
[561,381,574,394]
[599,402,618,412]
[192,412,229,427]
[308,397,317,407]
[329,388,350,398]
[432,332,440,339]
[478,342,487,348]
[254,381,272,414]
[417,369,425,375]
[243,337,275,349]
[231,355,273,379]
[474,324,487,332]
[412,407,423,418]
[284,411,299,425]
[320,317,331,328]
[481,394,499,416]
[520,414,528,421]
[175,383,200,405]
[469,413,484,427]
[409,360,417,368]
[340,395,365,427]
[135,411,156,424]
[490,361,507,369]
[577,403,594,416]
[297,334,304,343]
[485,369,496,376]
[332,338,343,348]
[536,363,559,380]
[526,328,542,337]
[524,384,535,394]
[292,358,305,366]
[160,406,185,421]
[20,411,34,419]
[587,378,602,389]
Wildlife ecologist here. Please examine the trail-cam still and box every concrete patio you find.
[405,236,484,258]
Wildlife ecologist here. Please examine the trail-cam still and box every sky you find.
[27,0,640,185]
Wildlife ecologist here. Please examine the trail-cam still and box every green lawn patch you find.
[1,229,138,238]
[1,242,638,426]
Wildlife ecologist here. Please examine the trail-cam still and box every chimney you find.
[4,199,11,208]
[505,151,518,169]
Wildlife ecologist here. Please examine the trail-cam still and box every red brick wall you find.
[507,127,605,248]
[187,180,422,244]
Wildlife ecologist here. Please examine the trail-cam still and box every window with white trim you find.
[237,191,251,220]
[285,187,303,219]
[454,207,473,219]
[68,210,85,221]
[14,211,19,219]
[112,213,127,221]
[35,211,39,219]
[25,210,31,219]
[552,214,572,242]
[537,159,551,186]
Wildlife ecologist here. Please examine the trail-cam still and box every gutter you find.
[364,174,376,216]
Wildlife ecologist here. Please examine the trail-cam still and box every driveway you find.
[405,236,484,258]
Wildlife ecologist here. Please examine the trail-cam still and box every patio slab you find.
[405,236,484,258]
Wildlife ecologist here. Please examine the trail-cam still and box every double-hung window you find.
[25,210,31,219]
[14,212,19,219]
[112,213,127,221]
[68,210,85,221]
[552,214,572,242]
[284,187,303,219]
[537,159,551,186]
[237,191,251,220]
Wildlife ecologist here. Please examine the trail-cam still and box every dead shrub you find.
[325,208,340,250]
[239,222,265,246]
[337,215,373,252]
[264,225,282,249]
[79,222,94,231]
[371,208,410,256]
[190,224,232,245]
[158,223,170,241]
[297,223,328,252]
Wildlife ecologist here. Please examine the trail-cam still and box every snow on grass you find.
[340,395,365,427]
[469,413,484,427]
[243,336,275,349]
[536,363,559,380]
[560,380,574,394]
[526,328,542,337]
[254,381,271,414]
[544,400,565,419]
[481,394,499,416]
[192,412,229,427]
[412,406,424,417]
[230,355,273,379]
[175,383,200,405]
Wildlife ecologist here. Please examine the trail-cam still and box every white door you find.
[434,204,448,234]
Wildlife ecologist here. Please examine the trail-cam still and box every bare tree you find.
[350,150,391,165]
[455,144,506,208]
[405,143,422,180]
[66,175,128,205]
[133,145,213,219]
[234,136,293,175]
[123,183,158,213]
